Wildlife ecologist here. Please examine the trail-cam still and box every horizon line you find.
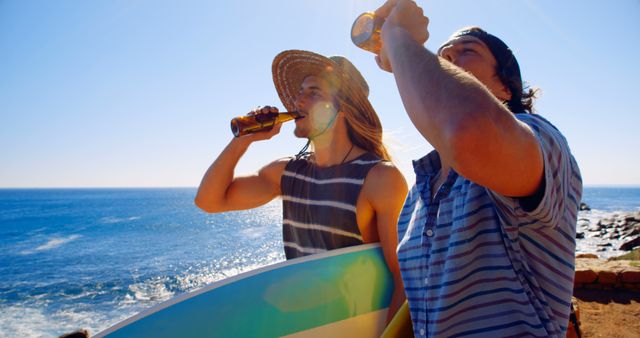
[1,184,640,190]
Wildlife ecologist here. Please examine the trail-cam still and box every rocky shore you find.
[571,207,640,338]
[576,207,640,258]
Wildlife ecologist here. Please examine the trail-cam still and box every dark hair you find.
[442,27,538,114]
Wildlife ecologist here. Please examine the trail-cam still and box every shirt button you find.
[424,277,429,285]
[425,229,434,237]
[420,328,426,336]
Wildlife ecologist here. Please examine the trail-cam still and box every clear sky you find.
[1,0,638,188]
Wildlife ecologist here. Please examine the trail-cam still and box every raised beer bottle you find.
[230,111,301,137]
[351,12,384,54]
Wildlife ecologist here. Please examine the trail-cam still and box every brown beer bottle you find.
[351,12,384,54]
[230,111,301,137]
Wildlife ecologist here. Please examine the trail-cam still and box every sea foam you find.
[20,234,82,255]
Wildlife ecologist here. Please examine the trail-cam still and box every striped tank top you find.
[281,152,382,259]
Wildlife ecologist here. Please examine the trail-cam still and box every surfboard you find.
[95,243,393,338]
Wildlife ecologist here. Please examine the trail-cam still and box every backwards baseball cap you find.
[439,27,528,113]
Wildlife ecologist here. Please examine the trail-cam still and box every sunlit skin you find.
[292,76,340,140]
[438,36,512,102]
[424,36,513,194]
[195,75,408,323]
[374,0,543,199]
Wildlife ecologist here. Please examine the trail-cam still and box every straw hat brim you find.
[272,50,374,117]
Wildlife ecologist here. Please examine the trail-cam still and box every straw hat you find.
[272,50,375,119]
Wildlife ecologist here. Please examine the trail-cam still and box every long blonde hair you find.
[338,97,391,161]
[316,69,391,161]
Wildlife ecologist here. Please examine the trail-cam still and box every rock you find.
[609,233,621,240]
[621,270,640,283]
[577,219,590,228]
[574,269,598,283]
[598,271,618,284]
[623,283,640,291]
[579,202,591,211]
[576,253,598,259]
[620,223,634,232]
[598,219,614,228]
[597,242,613,247]
[576,232,585,239]
[619,236,640,251]
[587,224,601,232]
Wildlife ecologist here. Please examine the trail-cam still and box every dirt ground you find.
[574,289,640,338]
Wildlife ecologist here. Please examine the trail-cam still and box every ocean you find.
[0,187,638,337]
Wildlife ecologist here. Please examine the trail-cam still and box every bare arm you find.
[376,0,543,197]
[362,163,408,323]
[195,107,287,213]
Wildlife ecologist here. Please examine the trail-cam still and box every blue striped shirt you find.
[397,114,582,337]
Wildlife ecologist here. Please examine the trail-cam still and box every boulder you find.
[579,202,591,211]
[620,270,640,283]
[597,271,618,284]
[574,269,598,284]
[619,236,640,251]
[587,224,601,232]
[607,233,621,240]
[598,219,614,228]
[577,219,590,228]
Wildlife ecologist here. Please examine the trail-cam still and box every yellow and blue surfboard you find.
[95,244,393,338]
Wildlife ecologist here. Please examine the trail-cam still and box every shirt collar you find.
[412,150,442,177]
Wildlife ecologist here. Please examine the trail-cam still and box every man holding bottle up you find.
[195,50,408,321]
[363,0,583,337]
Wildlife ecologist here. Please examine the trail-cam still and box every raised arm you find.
[195,106,287,213]
[375,0,543,198]
[362,162,408,323]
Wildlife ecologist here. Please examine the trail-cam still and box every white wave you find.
[118,250,284,310]
[124,276,175,304]
[99,216,141,224]
[0,303,109,338]
[0,248,285,336]
[20,235,82,255]
[0,304,50,337]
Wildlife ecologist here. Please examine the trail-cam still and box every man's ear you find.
[332,97,342,112]
[497,81,512,101]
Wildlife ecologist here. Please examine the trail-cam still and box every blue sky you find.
[1,0,638,188]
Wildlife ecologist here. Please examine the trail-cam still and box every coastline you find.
[576,208,640,259]
[1,187,639,337]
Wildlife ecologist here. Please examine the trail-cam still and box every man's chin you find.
[293,128,308,138]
